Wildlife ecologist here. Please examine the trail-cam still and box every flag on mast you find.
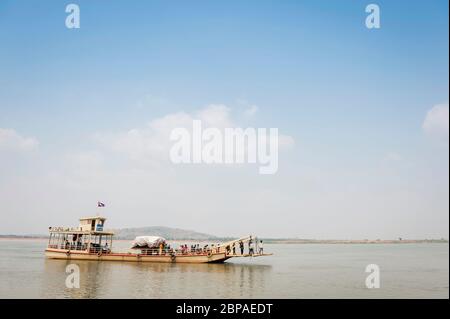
[97,201,105,207]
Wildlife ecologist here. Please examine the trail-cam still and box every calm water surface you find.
[0,239,448,298]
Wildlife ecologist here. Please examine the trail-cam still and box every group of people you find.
[225,237,264,256]
[143,237,265,257]
[61,234,85,251]
[179,244,203,254]
[177,243,221,255]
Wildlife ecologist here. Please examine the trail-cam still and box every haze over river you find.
[0,239,448,298]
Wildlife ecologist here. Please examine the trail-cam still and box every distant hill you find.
[113,226,218,240]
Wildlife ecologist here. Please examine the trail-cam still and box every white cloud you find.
[196,104,233,128]
[95,104,294,163]
[67,151,104,168]
[423,103,449,143]
[237,99,259,117]
[244,104,258,116]
[95,111,193,162]
[0,128,39,152]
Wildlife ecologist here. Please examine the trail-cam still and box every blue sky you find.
[0,1,448,238]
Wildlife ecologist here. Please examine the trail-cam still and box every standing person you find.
[248,237,253,255]
[259,240,264,254]
[239,241,244,255]
[232,243,236,255]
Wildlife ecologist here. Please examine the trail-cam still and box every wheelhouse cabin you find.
[48,216,113,254]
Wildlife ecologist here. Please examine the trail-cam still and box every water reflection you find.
[42,259,272,298]
[2,241,448,298]
[42,259,114,298]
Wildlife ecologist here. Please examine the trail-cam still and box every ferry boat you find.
[45,216,272,263]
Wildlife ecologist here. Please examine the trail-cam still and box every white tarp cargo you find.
[130,236,166,249]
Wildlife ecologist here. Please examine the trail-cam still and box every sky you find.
[0,0,448,239]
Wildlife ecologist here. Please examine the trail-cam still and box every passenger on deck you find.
[232,243,236,255]
[239,241,244,255]
[249,241,254,256]
[259,240,263,254]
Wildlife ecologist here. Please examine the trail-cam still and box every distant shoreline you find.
[0,235,447,244]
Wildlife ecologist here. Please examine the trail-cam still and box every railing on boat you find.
[47,244,110,254]
[47,243,88,250]
[138,248,210,256]
[47,235,264,257]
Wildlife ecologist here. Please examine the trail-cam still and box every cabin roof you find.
[79,216,107,221]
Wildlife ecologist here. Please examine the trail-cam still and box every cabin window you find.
[96,220,104,231]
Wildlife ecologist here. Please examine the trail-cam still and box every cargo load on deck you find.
[130,236,166,249]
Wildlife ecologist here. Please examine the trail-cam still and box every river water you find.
[0,239,448,298]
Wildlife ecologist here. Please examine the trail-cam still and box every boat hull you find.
[45,248,230,263]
